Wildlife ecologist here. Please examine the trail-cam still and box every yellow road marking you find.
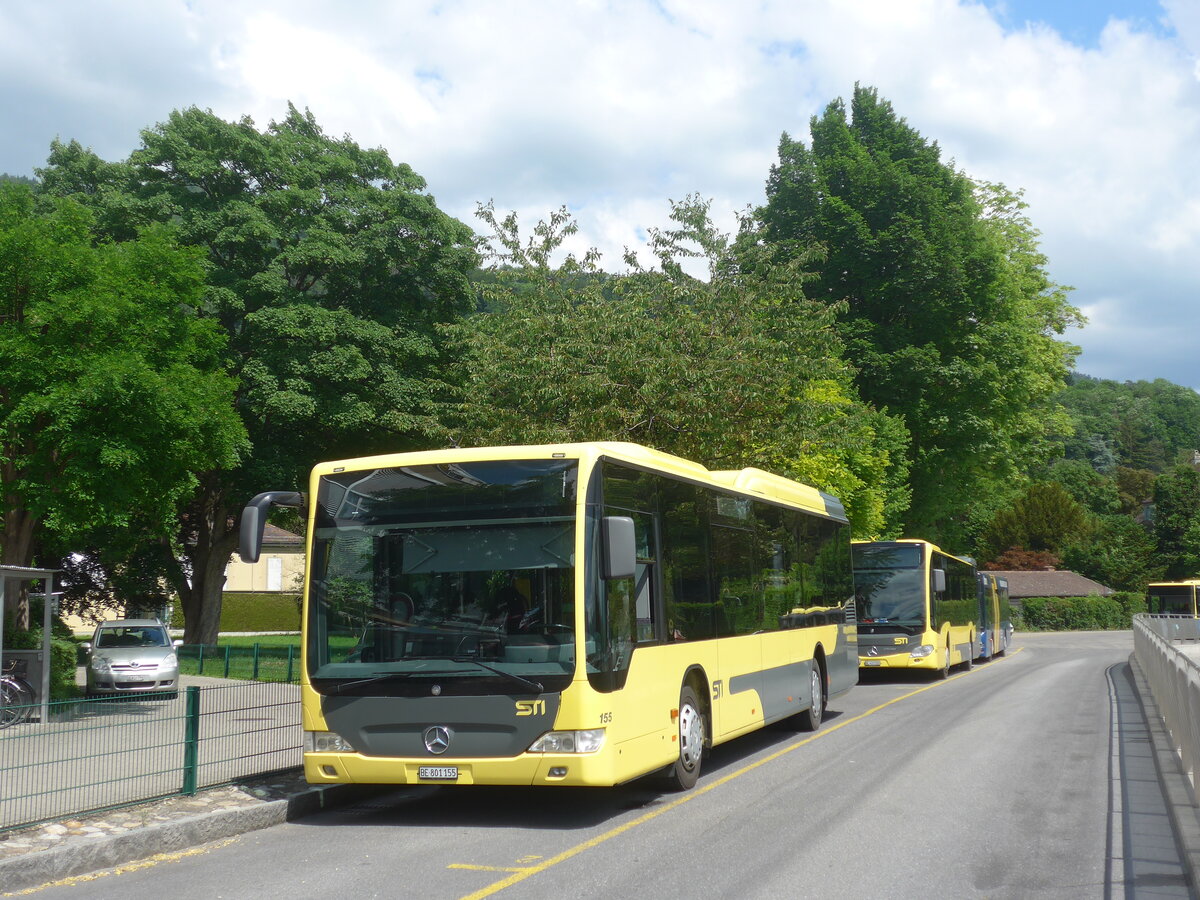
[455,647,1023,899]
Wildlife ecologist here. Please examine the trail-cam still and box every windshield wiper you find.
[322,669,460,694]
[322,660,544,695]
[451,657,543,693]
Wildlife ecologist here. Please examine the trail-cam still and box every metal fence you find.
[176,644,299,683]
[1132,613,1200,804]
[0,680,301,833]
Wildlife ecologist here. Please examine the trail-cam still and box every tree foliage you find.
[37,105,478,642]
[755,85,1082,547]
[1056,374,1200,474]
[1060,515,1160,592]
[0,183,244,627]
[978,482,1087,563]
[1153,465,1200,580]
[448,197,910,536]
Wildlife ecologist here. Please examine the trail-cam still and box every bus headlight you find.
[528,729,605,754]
[910,644,935,659]
[304,730,356,753]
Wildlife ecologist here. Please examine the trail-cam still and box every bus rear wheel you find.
[663,685,704,791]
[937,645,951,680]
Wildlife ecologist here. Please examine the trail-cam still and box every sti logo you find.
[515,699,547,717]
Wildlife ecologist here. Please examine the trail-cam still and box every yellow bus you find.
[240,442,857,791]
[852,539,977,678]
[975,572,1013,660]
[1146,581,1200,616]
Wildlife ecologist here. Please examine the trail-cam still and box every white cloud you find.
[1,0,1197,386]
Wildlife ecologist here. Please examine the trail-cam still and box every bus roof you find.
[312,441,846,522]
[851,538,975,568]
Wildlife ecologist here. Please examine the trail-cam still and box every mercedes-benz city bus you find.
[852,539,977,677]
[240,442,858,791]
[975,572,1013,660]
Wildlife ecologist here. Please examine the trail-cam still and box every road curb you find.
[0,783,369,894]
[1128,653,1200,891]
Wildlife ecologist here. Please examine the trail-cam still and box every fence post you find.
[223,646,231,678]
[197,644,205,676]
[286,645,294,683]
[182,686,201,796]
[253,643,260,680]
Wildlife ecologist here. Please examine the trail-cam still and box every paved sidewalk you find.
[0,771,367,895]
[1127,654,1200,897]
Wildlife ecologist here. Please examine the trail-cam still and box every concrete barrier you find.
[1133,614,1200,805]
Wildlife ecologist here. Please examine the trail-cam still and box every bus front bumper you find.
[859,652,938,670]
[303,751,616,787]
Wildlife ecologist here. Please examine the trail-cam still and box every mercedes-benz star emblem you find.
[423,725,451,755]
[868,647,878,657]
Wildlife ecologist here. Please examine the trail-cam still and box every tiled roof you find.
[262,524,304,548]
[986,569,1114,598]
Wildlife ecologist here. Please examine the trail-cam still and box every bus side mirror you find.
[932,569,947,593]
[240,491,305,564]
[602,516,637,580]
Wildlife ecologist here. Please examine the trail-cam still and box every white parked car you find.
[83,619,182,699]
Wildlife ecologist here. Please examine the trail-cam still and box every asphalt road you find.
[23,632,1186,899]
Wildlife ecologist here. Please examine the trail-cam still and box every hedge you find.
[1017,591,1145,631]
[169,593,302,633]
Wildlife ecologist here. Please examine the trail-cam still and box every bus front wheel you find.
[663,685,705,791]
[937,645,951,680]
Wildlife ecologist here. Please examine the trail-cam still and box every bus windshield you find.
[852,543,926,627]
[306,459,578,696]
[1148,585,1195,616]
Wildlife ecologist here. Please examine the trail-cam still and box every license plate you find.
[863,660,882,667]
[418,766,459,780]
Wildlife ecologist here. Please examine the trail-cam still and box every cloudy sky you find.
[2,0,1198,387]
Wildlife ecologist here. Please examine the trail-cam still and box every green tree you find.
[1061,515,1159,591]
[0,183,244,629]
[449,197,910,536]
[1115,466,1156,517]
[978,481,1087,563]
[755,85,1081,546]
[1153,465,1200,580]
[38,106,478,642]
[1057,375,1200,473]
[1043,458,1119,516]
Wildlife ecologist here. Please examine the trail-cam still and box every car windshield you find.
[95,626,170,649]
[307,459,579,696]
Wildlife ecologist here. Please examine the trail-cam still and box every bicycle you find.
[0,663,34,728]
